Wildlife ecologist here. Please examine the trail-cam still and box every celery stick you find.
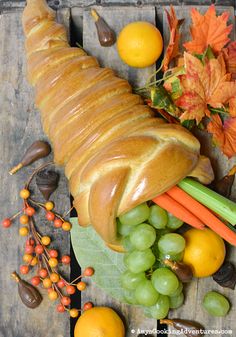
[178,178,236,225]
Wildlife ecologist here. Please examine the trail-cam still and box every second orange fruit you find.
[183,228,225,278]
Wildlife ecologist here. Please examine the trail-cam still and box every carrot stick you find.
[167,185,236,246]
[152,193,205,230]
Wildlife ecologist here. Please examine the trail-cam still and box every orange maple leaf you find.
[174,52,236,123]
[222,41,236,80]
[162,6,184,72]
[183,5,232,54]
[207,114,236,158]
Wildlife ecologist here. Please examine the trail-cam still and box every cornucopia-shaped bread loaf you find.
[22,0,214,251]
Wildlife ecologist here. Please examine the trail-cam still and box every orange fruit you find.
[74,307,125,337]
[183,228,225,278]
[117,21,163,68]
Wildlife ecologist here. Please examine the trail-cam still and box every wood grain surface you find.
[0,0,235,10]
[0,9,71,337]
[1,3,236,337]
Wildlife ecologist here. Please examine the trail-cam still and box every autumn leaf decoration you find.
[207,114,236,159]
[183,5,232,54]
[162,6,184,72]
[173,52,236,123]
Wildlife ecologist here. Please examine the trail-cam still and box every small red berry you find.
[61,255,71,264]
[25,245,34,254]
[25,207,35,216]
[66,285,76,295]
[20,265,29,275]
[54,218,63,228]
[57,304,65,313]
[77,281,86,291]
[35,244,44,254]
[61,296,71,306]
[39,268,48,278]
[46,211,55,221]
[26,238,35,246]
[2,218,12,228]
[83,267,94,277]
[31,276,41,286]
[83,302,93,311]
[49,249,58,258]
[57,279,66,288]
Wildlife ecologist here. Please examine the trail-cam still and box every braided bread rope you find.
[22,0,214,251]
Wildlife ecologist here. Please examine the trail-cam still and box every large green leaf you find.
[70,217,127,302]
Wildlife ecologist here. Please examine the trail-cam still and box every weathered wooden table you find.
[0,1,236,337]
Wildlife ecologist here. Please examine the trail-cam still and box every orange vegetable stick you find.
[152,193,205,230]
[167,185,236,246]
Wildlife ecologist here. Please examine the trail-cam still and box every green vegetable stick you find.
[178,178,236,225]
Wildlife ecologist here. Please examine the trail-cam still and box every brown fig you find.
[36,169,59,200]
[91,9,116,47]
[213,165,236,198]
[160,319,204,337]
[9,140,51,175]
[163,259,193,283]
[213,261,236,290]
[11,272,42,309]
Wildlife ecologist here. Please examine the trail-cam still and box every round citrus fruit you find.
[183,228,225,278]
[117,21,163,68]
[74,307,125,337]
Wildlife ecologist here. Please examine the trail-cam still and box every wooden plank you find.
[0,9,71,337]
[1,0,235,10]
[80,5,157,336]
[162,6,236,337]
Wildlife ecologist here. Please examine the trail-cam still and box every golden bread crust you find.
[22,0,214,249]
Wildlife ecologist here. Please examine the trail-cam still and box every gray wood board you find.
[0,9,71,337]
[162,6,236,337]
[81,5,157,336]
[0,0,235,10]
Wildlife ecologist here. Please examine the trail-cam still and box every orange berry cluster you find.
[2,183,94,318]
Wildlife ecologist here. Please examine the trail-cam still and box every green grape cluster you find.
[118,202,186,319]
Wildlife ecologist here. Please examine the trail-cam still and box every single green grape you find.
[203,291,230,317]
[120,270,146,290]
[169,292,184,309]
[151,267,179,295]
[145,294,170,319]
[148,205,168,229]
[117,219,135,237]
[167,213,183,230]
[123,289,138,305]
[135,280,160,306]
[130,223,156,250]
[125,249,156,273]
[158,233,185,255]
[169,281,183,297]
[159,251,184,262]
[119,202,150,226]
[122,236,135,252]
